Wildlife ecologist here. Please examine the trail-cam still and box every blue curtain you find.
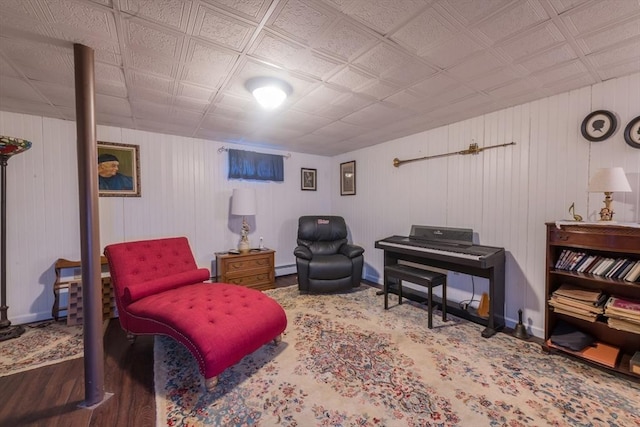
[228,149,284,182]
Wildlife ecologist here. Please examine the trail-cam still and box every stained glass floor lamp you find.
[0,136,32,341]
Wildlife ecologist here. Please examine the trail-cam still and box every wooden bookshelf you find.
[544,222,640,379]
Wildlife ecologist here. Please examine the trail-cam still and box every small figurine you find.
[568,202,583,222]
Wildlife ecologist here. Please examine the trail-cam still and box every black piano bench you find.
[384,264,447,329]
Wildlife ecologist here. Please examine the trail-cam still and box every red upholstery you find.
[104,237,287,381]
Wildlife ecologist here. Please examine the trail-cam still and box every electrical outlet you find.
[462,303,469,311]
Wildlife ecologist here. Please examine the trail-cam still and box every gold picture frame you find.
[340,161,356,196]
[97,141,141,197]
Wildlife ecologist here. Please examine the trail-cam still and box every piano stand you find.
[481,326,501,338]
[375,237,505,338]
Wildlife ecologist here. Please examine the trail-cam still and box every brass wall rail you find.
[393,141,516,167]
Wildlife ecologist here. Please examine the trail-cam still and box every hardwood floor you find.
[0,274,299,427]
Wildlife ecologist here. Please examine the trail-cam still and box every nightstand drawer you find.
[215,249,276,290]
[225,256,272,273]
[226,273,273,290]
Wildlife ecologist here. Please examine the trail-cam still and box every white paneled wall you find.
[333,73,640,337]
[1,72,639,336]
[0,113,331,324]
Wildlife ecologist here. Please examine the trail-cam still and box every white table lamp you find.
[231,188,256,252]
[588,167,631,221]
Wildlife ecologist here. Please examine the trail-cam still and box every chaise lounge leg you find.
[273,334,282,345]
[205,376,218,391]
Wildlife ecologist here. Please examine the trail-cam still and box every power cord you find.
[458,276,480,311]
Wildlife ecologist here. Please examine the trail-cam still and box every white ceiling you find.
[1,0,639,156]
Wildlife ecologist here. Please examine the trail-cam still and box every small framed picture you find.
[580,110,617,142]
[623,115,640,149]
[97,141,141,197]
[301,168,317,191]
[340,160,356,196]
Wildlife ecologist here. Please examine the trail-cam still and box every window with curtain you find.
[228,149,284,182]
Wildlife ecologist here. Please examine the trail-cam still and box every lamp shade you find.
[0,136,32,157]
[588,167,632,193]
[231,188,256,216]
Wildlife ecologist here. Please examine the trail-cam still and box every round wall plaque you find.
[580,110,617,142]
[623,115,640,149]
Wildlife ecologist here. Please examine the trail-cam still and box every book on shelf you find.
[604,258,624,278]
[569,252,588,271]
[605,296,640,315]
[594,258,615,276]
[577,255,597,273]
[558,250,577,270]
[599,258,621,277]
[551,306,599,322]
[553,284,603,303]
[624,261,640,282]
[607,317,640,334]
[546,339,621,368]
[591,258,609,276]
[555,249,570,269]
[607,313,640,325]
[585,257,605,274]
[607,258,630,278]
[549,295,605,313]
[615,259,636,279]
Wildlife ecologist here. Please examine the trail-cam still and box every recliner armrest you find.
[340,244,364,258]
[294,246,312,260]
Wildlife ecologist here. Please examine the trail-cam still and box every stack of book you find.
[554,250,640,282]
[605,296,640,334]
[548,284,606,322]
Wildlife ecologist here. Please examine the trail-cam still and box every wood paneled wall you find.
[0,114,331,324]
[333,73,640,336]
[1,72,639,337]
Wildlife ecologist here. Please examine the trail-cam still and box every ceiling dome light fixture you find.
[246,77,293,110]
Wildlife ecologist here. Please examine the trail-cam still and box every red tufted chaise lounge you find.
[103,236,287,390]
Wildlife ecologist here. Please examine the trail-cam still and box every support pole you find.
[73,43,106,407]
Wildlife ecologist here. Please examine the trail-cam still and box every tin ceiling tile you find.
[346,0,427,34]
[119,0,191,31]
[268,0,336,44]
[193,4,255,50]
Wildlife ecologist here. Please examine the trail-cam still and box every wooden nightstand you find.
[215,249,275,291]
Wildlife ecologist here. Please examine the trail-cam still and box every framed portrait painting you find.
[301,168,317,191]
[97,141,140,197]
[340,160,356,196]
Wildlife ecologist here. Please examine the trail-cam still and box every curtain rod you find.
[217,146,291,159]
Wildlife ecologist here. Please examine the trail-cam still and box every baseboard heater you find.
[276,264,296,276]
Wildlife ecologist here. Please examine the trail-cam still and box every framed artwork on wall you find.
[97,141,141,197]
[301,168,317,191]
[580,110,617,142]
[340,160,356,196]
[624,115,640,149]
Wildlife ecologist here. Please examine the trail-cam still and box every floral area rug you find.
[154,285,640,426]
[0,320,84,377]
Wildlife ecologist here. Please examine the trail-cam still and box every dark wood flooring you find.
[0,274,298,427]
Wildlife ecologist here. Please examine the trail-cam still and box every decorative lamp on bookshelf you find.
[588,167,631,222]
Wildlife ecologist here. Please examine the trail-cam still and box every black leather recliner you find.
[294,215,365,293]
